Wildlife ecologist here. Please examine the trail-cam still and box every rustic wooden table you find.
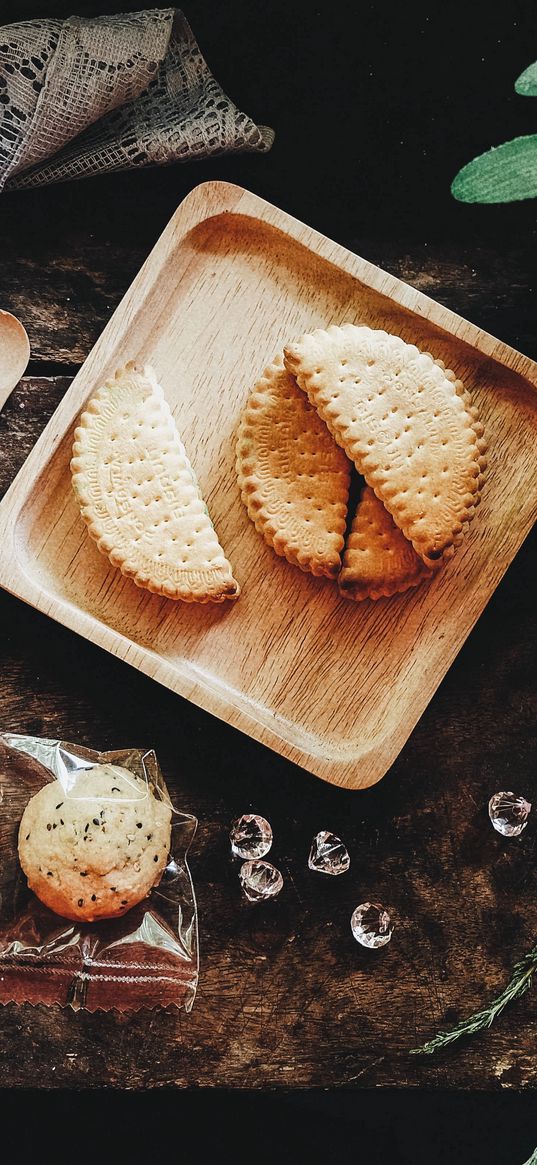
[0,0,536,1108]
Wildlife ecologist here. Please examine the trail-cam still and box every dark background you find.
[2,1,537,1161]
[7,0,537,273]
[2,1089,537,1165]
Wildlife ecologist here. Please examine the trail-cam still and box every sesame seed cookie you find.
[18,763,172,922]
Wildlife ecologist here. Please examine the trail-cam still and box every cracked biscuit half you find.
[71,362,239,602]
[339,485,433,601]
[284,325,487,568]
[236,354,350,578]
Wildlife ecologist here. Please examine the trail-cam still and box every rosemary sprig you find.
[410,940,537,1056]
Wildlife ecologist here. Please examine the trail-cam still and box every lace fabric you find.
[0,8,273,192]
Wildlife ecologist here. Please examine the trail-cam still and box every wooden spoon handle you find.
[0,309,30,411]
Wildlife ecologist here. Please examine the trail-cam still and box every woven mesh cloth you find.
[0,8,273,191]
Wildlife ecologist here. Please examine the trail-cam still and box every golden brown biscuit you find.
[339,486,433,601]
[71,362,239,602]
[236,355,351,578]
[284,325,487,567]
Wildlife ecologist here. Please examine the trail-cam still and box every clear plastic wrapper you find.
[0,734,198,1011]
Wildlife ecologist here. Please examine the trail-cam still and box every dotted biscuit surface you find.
[284,325,487,567]
[18,764,172,922]
[236,355,351,578]
[339,486,433,601]
[71,362,239,602]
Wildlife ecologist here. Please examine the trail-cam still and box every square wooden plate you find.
[1,181,536,789]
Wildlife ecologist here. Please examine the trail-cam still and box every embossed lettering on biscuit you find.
[236,355,351,578]
[339,486,433,601]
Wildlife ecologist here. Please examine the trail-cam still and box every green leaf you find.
[522,1151,537,1165]
[515,61,537,96]
[451,135,537,203]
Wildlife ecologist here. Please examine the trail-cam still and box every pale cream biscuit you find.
[71,362,239,602]
[236,354,351,578]
[339,486,433,601]
[284,325,487,567]
[18,764,172,923]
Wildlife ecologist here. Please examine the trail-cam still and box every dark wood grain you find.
[2,189,537,367]
[1,0,536,1094]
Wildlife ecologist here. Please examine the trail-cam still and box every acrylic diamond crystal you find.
[230,814,273,859]
[351,902,392,949]
[488,791,531,837]
[308,831,350,875]
[239,859,283,902]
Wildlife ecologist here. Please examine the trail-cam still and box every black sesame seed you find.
[154,855,159,862]
[46,823,51,831]
[80,871,87,877]
[147,833,152,841]
[111,787,120,793]
[111,887,117,892]
[60,819,64,825]
[47,872,53,877]
[91,895,97,902]
[92,818,100,826]
[55,803,63,810]
[121,900,128,905]
[136,822,142,828]
[52,823,57,829]
[78,899,84,907]
[85,823,89,833]
[25,833,30,840]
